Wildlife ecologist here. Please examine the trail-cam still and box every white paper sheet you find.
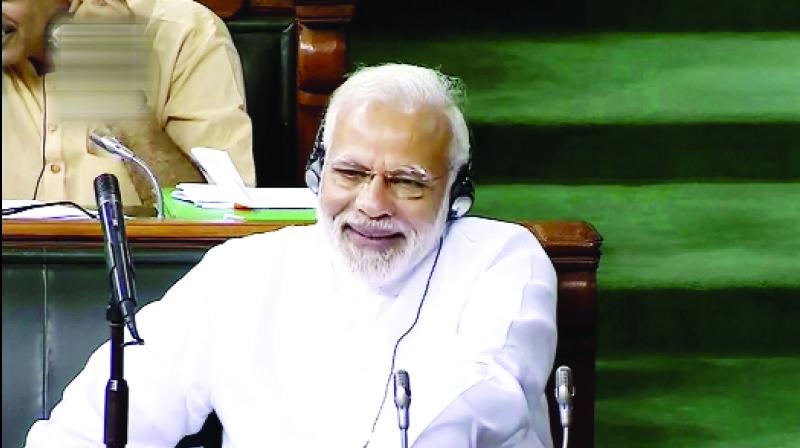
[183,147,317,210]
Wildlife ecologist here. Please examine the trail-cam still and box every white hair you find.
[322,63,471,180]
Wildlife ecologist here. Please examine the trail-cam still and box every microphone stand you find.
[104,299,129,448]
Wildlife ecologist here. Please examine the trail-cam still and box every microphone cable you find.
[2,201,97,219]
[362,235,445,448]
[33,76,47,200]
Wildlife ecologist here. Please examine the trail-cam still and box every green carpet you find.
[472,183,800,290]
[351,33,800,125]
[596,356,800,447]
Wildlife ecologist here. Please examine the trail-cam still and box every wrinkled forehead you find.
[328,100,452,174]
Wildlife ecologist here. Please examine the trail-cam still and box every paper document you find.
[191,147,252,206]
[187,147,317,210]
[2,200,95,220]
[173,184,317,209]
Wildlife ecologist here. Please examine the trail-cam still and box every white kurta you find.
[25,217,558,447]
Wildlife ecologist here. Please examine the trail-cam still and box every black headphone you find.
[305,120,475,220]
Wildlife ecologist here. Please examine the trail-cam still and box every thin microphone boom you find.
[554,365,575,448]
[90,133,164,219]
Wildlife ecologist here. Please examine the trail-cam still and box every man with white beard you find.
[25,63,558,448]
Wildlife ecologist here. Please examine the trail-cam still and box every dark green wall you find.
[351,0,800,32]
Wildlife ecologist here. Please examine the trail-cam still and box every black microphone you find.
[394,369,411,448]
[554,365,574,428]
[94,173,143,344]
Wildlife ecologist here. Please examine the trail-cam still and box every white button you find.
[50,164,62,174]
[47,123,58,133]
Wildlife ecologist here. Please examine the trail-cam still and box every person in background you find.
[2,0,255,211]
[25,63,558,447]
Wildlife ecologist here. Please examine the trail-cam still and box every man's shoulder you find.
[447,216,541,249]
[136,0,227,32]
[444,216,552,270]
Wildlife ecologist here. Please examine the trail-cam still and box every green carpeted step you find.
[598,288,800,355]
[595,355,800,447]
[472,183,800,290]
[470,122,800,183]
[473,183,800,354]
[350,33,800,182]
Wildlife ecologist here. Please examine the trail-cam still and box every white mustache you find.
[339,214,405,235]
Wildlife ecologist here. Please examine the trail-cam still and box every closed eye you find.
[333,168,370,180]
[388,177,426,189]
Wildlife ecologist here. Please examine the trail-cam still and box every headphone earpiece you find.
[305,122,326,195]
[447,162,474,220]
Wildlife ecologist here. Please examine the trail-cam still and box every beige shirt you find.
[2,0,255,206]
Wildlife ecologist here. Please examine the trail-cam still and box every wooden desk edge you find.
[3,219,602,257]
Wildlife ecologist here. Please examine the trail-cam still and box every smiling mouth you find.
[345,224,403,240]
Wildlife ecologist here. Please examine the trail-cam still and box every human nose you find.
[355,174,395,218]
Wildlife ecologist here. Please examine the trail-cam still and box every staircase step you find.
[472,183,800,290]
[596,356,800,447]
[598,288,800,355]
[351,33,800,182]
[471,122,800,183]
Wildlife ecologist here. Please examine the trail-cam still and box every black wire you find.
[2,201,97,219]
[363,235,445,448]
[33,76,47,200]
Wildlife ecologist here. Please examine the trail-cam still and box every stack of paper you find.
[172,184,317,209]
[172,147,317,210]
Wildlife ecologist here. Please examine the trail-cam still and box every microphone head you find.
[94,173,120,202]
[556,366,571,384]
[554,365,574,429]
[90,133,135,159]
[394,370,411,408]
[555,365,574,405]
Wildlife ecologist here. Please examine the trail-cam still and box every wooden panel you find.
[196,0,244,19]
[3,219,600,255]
[250,0,295,12]
[297,24,348,94]
[295,4,353,183]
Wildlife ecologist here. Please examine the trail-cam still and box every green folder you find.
[163,188,316,222]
